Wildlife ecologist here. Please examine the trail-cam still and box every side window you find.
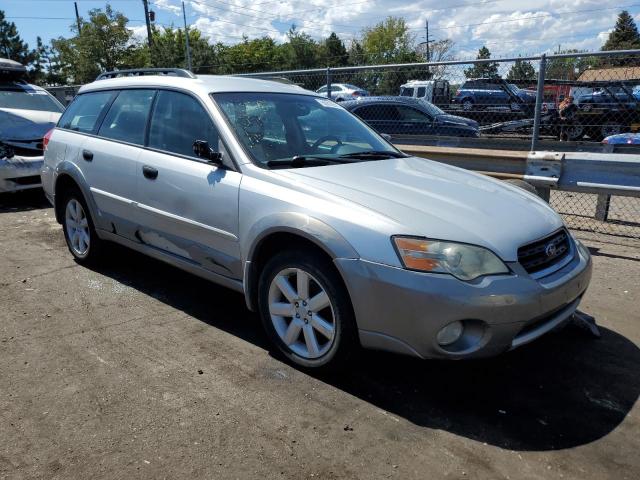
[98,89,155,145]
[58,91,113,133]
[417,86,426,98]
[353,105,379,121]
[148,90,219,157]
[317,86,327,94]
[396,106,431,122]
[400,87,414,97]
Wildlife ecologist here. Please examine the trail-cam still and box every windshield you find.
[417,99,444,116]
[0,88,64,113]
[213,92,400,167]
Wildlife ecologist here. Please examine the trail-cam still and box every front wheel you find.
[258,250,357,370]
[61,188,105,264]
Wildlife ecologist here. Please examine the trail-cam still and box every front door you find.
[136,89,242,279]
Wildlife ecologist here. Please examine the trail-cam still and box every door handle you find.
[82,150,93,161]
[142,165,158,180]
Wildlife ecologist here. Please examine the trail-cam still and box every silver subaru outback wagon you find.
[42,69,592,370]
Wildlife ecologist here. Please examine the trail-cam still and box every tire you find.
[504,179,541,197]
[462,98,473,111]
[258,249,357,371]
[563,123,585,141]
[60,186,105,265]
[598,121,623,141]
[510,101,521,112]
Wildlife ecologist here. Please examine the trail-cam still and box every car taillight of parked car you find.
[43,128,54,151]
[352,91,361,97]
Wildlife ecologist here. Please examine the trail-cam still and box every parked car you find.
[452,78,536,112]
[0,58,64,193]
[315,83,368,102]
[342,96,479,137]
[575,85,640,112]
[43,69,592,370]
[602,132,640,144]
[399,79,451,106]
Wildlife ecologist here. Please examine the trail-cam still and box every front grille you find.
[517,229,571,274]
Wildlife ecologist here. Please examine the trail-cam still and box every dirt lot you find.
[1,190,639,480]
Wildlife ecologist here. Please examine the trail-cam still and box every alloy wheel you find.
[268,268,335,359]
[65,198,90,257]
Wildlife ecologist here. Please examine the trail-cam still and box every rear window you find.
[58,91,114,133]
[0,88,64,113]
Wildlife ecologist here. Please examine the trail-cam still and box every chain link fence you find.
[236,50,640,239]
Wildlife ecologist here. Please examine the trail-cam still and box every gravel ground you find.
[1,190,639,480]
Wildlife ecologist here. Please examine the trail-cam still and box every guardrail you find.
[396,144,640,239]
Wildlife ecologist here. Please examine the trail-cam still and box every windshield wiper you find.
[266,155,351,168]
[338,150,407,159]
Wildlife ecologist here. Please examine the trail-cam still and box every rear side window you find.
[417,87,426,97]
[354,104,400,121]
[148,90,219,157]
[58,91,113,133]
[98,89,155,145]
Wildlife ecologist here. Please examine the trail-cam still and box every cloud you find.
[156,0,632,59]
[153,0,182,16]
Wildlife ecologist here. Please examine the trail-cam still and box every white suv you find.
[42,69,592,370]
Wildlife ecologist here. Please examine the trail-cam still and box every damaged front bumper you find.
[0,155,44,192]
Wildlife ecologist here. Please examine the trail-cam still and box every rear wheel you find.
[258,249,357,370]
[61,187,105,264]
[462,98,473,111]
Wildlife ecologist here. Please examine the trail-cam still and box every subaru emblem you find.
[545,243,557,258]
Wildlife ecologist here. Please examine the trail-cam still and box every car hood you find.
[0,108,60,142]
[278,157,563,261]
[436,113,478,128]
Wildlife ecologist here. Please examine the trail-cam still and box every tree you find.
[53,5,146,83]
[506,58,536,83]
[318,32,349,67]
[464,46,499,78]
[215,36,282,74]
[0,10,34,65]
[150,25,218,72]
[546,49,598,80]
[602,10,640,51]
[280,26,320,70]
[360,17,419,64]
[423,38,455,79]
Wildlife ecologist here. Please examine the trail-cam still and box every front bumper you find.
[0,155,44,192]
[335,240,592,360]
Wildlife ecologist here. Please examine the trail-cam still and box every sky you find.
[3,0,640,61]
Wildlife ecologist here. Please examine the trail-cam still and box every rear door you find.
[136,89,242,279]
[352,104,401,134]
[80,89,156,239]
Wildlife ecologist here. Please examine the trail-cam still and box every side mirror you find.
[193,140,223,165]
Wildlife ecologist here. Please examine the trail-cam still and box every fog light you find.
[436,321,464,346]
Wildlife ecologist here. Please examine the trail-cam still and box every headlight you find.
[392,236,509,281]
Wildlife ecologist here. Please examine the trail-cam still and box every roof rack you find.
[95,68,196,81]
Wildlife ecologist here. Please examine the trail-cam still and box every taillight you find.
[43,128,54,151]
[602,138,609,144]
[352,91,361,97]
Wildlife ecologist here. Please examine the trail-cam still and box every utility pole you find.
[142,0,153,50]
[74,1,82,35]
[425,19,430,62]
[182,1,192,72]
